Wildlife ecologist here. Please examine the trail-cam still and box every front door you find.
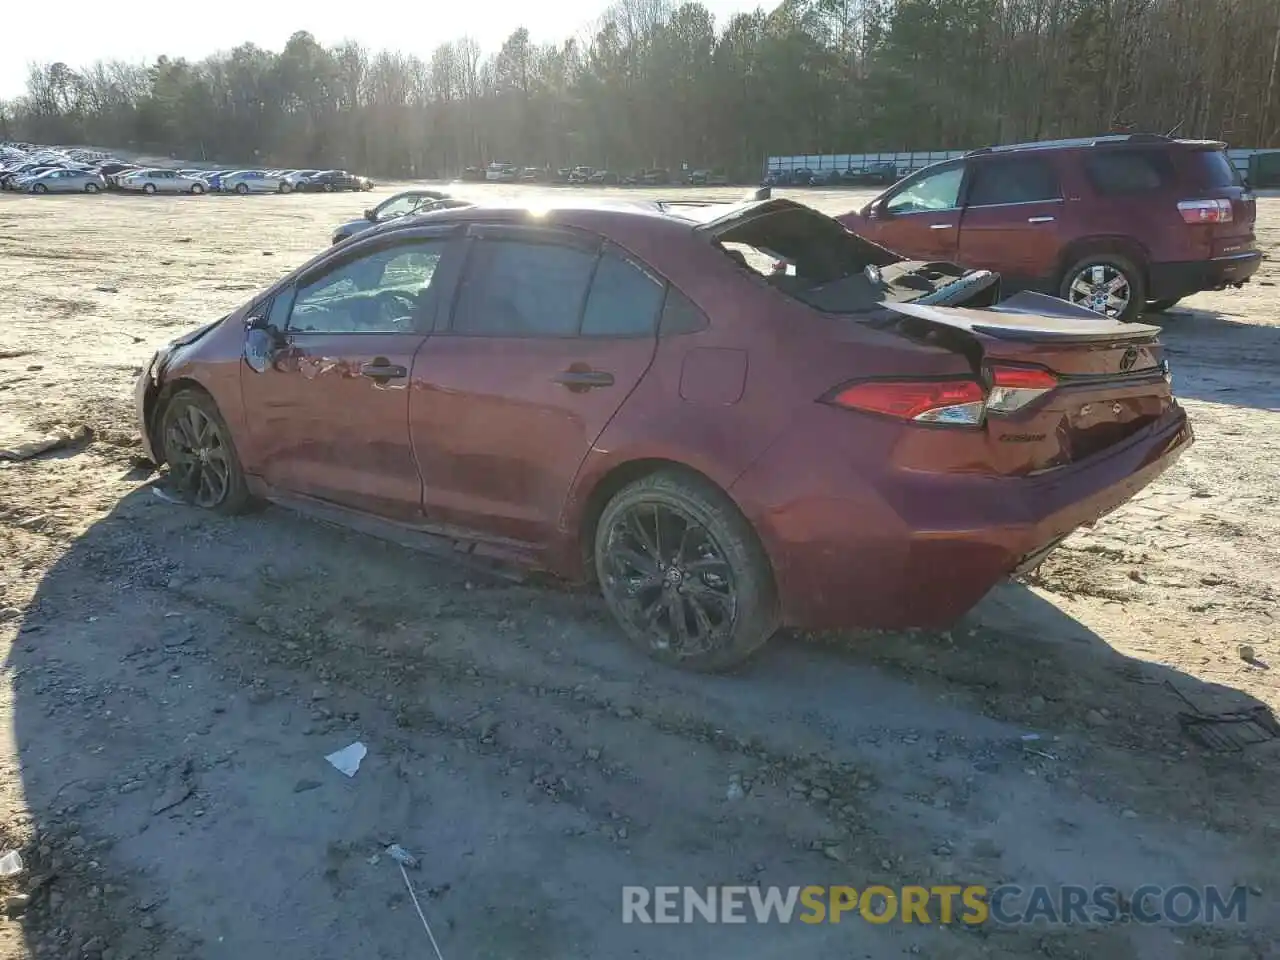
[866,161,965,261]
[409,225,665,546]
[239,231,455,520]
[957,154,1065,290]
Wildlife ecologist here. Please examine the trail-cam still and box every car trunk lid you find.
[883,292,1175,475]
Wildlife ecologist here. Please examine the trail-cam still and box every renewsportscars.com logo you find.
[622,884,1250,926]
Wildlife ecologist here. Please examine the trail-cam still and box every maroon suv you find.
[837,134,1261,321]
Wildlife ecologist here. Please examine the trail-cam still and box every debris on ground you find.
[0,850,23,876]
[325,742,367,777]
[151,759,196,814]
[386,843,419,869]
[0,425,90,462]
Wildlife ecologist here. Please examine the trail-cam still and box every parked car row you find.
[1,143,374,196]
[458,162,735,187]
[766,163,902,187]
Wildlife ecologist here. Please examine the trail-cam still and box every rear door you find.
[863,161,964,260]
[410,225,664,546]
[239,227,459,519]
[957,154,1066,290]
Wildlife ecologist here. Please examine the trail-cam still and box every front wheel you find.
[143,183,157,195]
[594,470,779,672]
[1145,298,1181,314]
[190,183,204,195]
[279,181,292,193]
[1059,254,1145,322]
[32,183,47,194]
[159,390,252,514]
[85,182,100,194]
[235,183,249,195]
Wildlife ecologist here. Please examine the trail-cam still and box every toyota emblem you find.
[1120,346,1139,372]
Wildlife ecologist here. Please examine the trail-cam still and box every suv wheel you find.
[1060,254,1145,322]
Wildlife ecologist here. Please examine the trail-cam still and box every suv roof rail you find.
[966,133,1175,156]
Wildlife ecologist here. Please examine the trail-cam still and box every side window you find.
[580,249,665,337]
[659,285,709,336]
[885,165,964,214]
[267,288,294,328]
[288,239,446,334]
[966,157,1060,206]
[1084,150,1174,195]
[452,239,595,337]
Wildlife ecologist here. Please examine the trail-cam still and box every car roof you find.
[371,198,724,240]
[965,133,1227,157]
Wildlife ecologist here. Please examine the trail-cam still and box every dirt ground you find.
[0,183,1277,960]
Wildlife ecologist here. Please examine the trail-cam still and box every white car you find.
[119,169,207,195]
[221,170,291,194]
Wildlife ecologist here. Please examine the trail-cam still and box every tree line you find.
[2,0,1278,179]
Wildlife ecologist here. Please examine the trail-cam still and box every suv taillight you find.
[825,379,986,425]
[1177,198,1233,224]
[985,364,1058,415]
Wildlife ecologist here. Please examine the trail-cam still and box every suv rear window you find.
[1083,150,1175,194]
[967,157,1060,206]
[1187,150,1243,188]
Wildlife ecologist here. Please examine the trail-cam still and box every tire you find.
[159,389,252,514]
[279,181,292,194]
[1058,253,1145,322]
[32,183,47,194]
[143,183,157,195]
[84,182,100,194]
[323,183,334,192]
[190,183,204,195]
[593,469,779,672]
[235,183,249,195]
[1145,298,1181,314]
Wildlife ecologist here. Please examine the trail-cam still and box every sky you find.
[0,0,773,99]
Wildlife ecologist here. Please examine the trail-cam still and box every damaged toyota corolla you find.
[135,192,1192,671]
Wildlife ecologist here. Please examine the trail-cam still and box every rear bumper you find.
[1148,252,1263,300]
[733,407,1193,631]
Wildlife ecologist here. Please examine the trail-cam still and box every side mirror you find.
[364,208,377,222]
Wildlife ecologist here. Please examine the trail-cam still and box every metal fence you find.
[765,148,1275,181]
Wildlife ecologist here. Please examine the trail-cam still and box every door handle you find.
[929,223,954,230]
[553,369,615,390]
[1027,216,1056,224]
[360,359,407,380]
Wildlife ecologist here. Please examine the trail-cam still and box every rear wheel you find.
[279,181,292,193]
[323,183,334,192]
[84,182,100,194]
[235,183,249,195]
[143,183,157,195]
[159,390,252,514]
[594,469,779,672]
[1059,254,1145,322]
[32,183,47,194]
[190,183,204,195]
[1145,298,1181,314]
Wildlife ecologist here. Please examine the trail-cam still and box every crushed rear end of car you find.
[704,201,1193,630]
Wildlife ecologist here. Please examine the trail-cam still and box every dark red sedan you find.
[135,195,1192,671]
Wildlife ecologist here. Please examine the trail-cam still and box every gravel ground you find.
[0,183,1277,960]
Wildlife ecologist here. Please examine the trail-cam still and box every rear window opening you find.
[708,204,999,314]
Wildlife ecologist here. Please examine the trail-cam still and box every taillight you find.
[985,364,1057,415]
[1177,199,1233,224]
[826,379,986,425]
